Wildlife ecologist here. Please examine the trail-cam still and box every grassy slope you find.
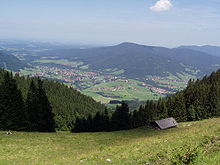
[0,118,219,165]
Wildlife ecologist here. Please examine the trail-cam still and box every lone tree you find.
[26,78,55,132]
[0,72,28,131]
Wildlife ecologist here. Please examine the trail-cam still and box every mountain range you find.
[39,42,220,78]
[1,41,220,79]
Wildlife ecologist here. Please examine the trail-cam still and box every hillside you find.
[0,118,219,165]
[0,69,105,130]
[0,51,27,71]
[39,42,220,78]
[2,41,220,103]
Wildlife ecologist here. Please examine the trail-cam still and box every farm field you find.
[0,118,219,165]
[19,59,195,104]
[83,79,161,103]
[33,59,84,68]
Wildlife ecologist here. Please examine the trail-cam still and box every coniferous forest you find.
[0,68,220,132]
[0,69,105,131]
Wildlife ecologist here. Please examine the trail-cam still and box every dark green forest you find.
[0,69,105,131]
[73,69,220,132]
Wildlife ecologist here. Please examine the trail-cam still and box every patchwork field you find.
[33,59,84,68]
[20,62,196,104]
[0,118,219,165]
[83,79,161,103]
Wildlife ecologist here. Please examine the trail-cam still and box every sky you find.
[0,0,220,47]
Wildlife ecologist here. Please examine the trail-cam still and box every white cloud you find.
[150,0,173,12]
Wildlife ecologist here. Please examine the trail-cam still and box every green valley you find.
[2,41,220,105]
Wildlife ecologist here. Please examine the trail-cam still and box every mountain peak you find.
[117,42,155,49]
[118,42,139,46]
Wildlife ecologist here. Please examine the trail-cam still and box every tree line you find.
[72,101,131,132]
[72,69,220,132]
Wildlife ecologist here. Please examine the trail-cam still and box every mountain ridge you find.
[38,42,220,78]
[179,45,220,57]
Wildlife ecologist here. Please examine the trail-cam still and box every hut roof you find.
[154,117,178,130]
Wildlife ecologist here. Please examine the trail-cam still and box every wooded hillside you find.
[0,69,105,130]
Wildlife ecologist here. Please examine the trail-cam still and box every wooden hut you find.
[150,117,178,130]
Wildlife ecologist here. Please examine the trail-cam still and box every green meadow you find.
[0,118,219,165]
[33,59,84,68]
[84,79,161,103]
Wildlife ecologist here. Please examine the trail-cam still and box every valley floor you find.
[0,118,219,165]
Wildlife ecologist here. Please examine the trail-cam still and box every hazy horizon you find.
[1,0,220,47]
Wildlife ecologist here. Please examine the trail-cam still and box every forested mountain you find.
[0,51,27,71]
[179,45,220,57]
[39,42,220,78]
[0,69,105,130]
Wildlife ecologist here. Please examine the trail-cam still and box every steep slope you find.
[0,51,27,71]
[0,69,105,130]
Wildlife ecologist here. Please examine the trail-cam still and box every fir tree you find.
[0,72,28,131]
[26,79,55,132]
[102,108,110,131]
[116,101,130,130]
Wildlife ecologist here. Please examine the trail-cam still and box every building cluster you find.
[23,65,187,96]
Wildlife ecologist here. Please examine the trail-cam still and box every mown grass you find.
[0,118,219,165]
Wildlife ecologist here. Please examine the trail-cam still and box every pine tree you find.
[137,105,147,125]
[86,114,93,131]
[132,110,140,128]
[93,112,101,132]
[26,80,38,131]
[102,108,110,131]
[110,108,119,131]
[37,78,55,132]
[116,101,130,130]
[0,72,28,131]
[26,79,55,132]
[72,117,82,132]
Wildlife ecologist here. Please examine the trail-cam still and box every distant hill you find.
[0,51,27,71]
[40,42,220,78]
[179,45,220,57]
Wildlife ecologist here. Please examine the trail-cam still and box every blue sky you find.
[0,0,220,47]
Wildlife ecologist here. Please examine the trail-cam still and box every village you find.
[20,64,188,97]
